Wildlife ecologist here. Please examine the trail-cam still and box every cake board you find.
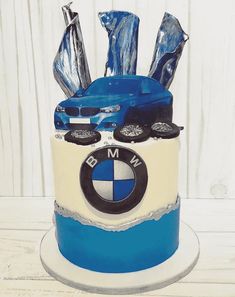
[40,222,200,295]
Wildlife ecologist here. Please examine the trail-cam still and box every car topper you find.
[54,75,173,131]
[53,5,188,134]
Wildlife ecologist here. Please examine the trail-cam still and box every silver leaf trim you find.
[54,196,180,232]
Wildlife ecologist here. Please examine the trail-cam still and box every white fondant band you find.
[51,132,179,225]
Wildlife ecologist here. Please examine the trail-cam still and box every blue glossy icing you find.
[55,206,180,273]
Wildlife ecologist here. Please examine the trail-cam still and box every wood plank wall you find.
[0,0,234,199]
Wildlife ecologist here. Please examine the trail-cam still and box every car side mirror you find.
[140,89,151,95]
[140,82,151,94]
[75,88,85,97]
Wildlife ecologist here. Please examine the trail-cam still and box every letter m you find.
[107,148,119,158]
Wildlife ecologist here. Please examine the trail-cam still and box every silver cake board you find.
[40,222,200,295]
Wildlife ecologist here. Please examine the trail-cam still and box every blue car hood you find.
[60,94,132,108]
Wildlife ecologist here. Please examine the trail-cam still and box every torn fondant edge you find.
[54,196,180,232]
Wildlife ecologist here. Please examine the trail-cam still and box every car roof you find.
[74,75,171,97]
[86,75,168,91]
[94,75,154,82]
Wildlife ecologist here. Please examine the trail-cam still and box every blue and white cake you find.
[51,4,188,274]
[52,127,180,273]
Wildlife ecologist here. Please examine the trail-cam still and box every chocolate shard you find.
[148,12,189,89]
[99,11,140,76]
[53,2,91,97]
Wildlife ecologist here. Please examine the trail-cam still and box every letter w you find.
[130,155,142,168]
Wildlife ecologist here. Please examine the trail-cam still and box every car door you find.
[136,78,172,124]
[134,79,158,124]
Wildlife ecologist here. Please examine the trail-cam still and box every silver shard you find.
[62,2,75,26]
[149,12,189,89]
[99,11,139,76]
[53,2,91,97]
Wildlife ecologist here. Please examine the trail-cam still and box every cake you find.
[50,4,188,275]
[52,122,181,273]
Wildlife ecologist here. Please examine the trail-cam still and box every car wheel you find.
[150,121,182,139]
[64,129,101,145]
[114,123,151,143]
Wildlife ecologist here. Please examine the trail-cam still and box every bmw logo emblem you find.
[80,146,148,214]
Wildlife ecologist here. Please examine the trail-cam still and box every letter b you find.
[86,156,98,168]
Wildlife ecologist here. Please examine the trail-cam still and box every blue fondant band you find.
[55,205,180,273]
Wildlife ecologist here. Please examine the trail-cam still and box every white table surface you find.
[0,197,235,297]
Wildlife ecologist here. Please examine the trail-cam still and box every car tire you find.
[64,129,101,145]
[114,123,151,143]
[150,121,182,139]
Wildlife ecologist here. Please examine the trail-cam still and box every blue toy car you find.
[54,75,173,131]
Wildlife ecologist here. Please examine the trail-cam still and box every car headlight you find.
[55,104,65,113]
[100,104,120,113]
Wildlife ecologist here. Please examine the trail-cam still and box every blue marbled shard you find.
[149,12,189,89]
[53,3,91,97]
[99,11,139,76]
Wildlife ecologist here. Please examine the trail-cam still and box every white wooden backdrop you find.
[0,0,235,199]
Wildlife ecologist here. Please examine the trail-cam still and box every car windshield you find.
[84,79,140,96]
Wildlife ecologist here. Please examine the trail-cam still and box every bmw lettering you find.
[80,146,148,214]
